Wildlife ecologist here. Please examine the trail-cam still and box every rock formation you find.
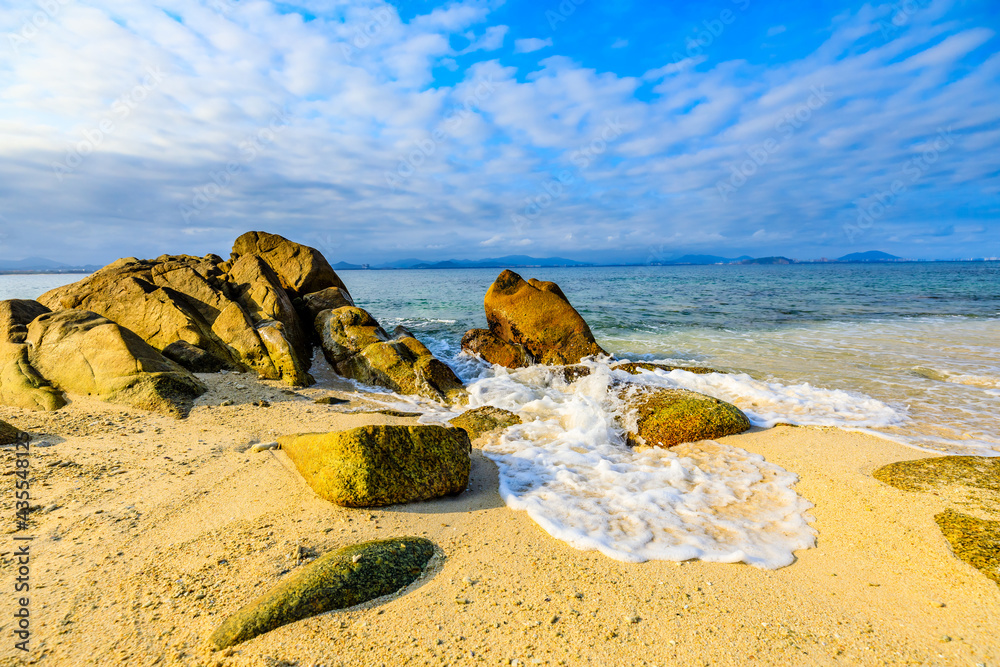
[462,270,606,367]
[0,419,24,446]
[316,307,465,403]
[619,385,751,448]
[210,537,435,649]
[33,232,464,404]
[448,406,522,441]
[279,424,472,507]
[25,309,205,417]
[0,299,67,411]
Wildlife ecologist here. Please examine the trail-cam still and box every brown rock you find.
[0,299,50,343]
[25,309,205,417]
[482,270,605,366]
[612,362,719,375]
[460,328,532,368]
[231,231,346,298]
[448,406,522,440]
[300,287,355,324]
[315,307,389,367]
[0,343,67,411]
[0,419,24,446]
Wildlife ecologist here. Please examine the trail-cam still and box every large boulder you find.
[448,406,522,440]
[230,231,347,299]
[25,309,205,417]
[316,307,465,403]
[210,537,435,649]
[620,385,751,448]
[279,425,472,507]
[299,286,354,324]
[0,299,50,343]
[38,247,315,386]
[463,270,605,367]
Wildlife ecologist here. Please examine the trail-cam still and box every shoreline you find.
[1,373,997,666]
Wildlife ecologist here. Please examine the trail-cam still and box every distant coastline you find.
[1,252,997,275]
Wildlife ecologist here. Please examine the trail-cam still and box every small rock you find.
[219,399,233,407]
[314,396,349,405]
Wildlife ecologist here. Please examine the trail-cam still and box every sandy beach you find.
[1,368,997,667]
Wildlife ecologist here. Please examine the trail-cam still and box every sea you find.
[4,262,998,568]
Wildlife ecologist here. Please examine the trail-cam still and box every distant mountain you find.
[664,254,753,265]
[0,257,99,273]
[837,251,902,262]
[373,255,592,269]
[741,256,794,265]
[332,261,365,270]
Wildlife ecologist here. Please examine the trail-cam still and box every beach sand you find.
[1,371,998,667]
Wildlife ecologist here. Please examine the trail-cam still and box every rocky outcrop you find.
[462,270,605,367]
[25,309,205,417]
[279,425,472,507]
[299,286,354,324]
[448,406,522,441]
[0,300,67,411]
[613,362,719,375]
[210,537,435,649]
[316,307,465,403]
[620,385,751,448]
[230,231,346,299]
[37,233,341,386]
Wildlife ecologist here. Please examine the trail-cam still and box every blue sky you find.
[0,0,998,264]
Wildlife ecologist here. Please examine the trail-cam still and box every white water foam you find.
[434,360,819,569]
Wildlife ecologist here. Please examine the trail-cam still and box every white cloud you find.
[0,1,996,264]
[766,25,787,37]
[514,37,552,53]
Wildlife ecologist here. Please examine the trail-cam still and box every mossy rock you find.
[612,362,719,375]
[449,406,522,440]
[210,537,435,649]
[279,425,471,507]
[621,386,751,448]
[873,456,1000,495]
[0,419,25,446]
[935,509,1000,587]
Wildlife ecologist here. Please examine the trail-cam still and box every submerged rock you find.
[449,406,522,441]
[612,362,719,375]
[463,270,605,368]
[25,309,205,417]
[873,456,1000,495]
[620,385,751,448]
[935,509,1000,587]
[210,537,435,649]
[279,424,471,507]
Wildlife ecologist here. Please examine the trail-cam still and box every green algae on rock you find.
[279,425,471,507]
[934,509,1000,587]
[612,361,720,376]
[621,386,751,448]
[449,406,522,441]
[210,537,435,649]
[872,456,1000,495]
